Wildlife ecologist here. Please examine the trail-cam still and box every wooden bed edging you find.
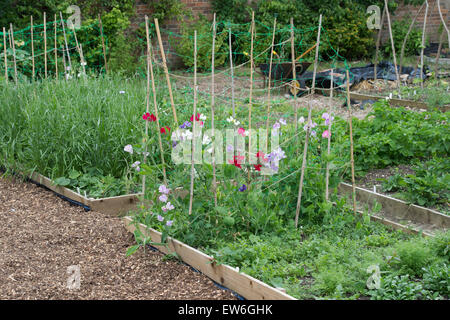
[122,216,297,300]
[29,172,142,216]
[338,182,449,235]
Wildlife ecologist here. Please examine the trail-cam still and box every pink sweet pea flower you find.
[322,130,331,138]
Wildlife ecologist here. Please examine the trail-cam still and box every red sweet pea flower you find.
[254,164,262,171]
[228,155,243,169]
[160,126,171,134]
[143,112,156,122]
[190,113,201,122]
[256,151,268,162]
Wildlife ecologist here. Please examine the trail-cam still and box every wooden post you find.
[98,14,108,74]
[60,12,72,72]
[10,24,17,84]
[437,0,450,48]
[3,27,7,83]
[71,23,86,75]
[229,28,235,117]
[188,30,198,216]
[44,12,47,79]
[311,14,322,94]
[145,16,167,188]
[384,1,401,88]
[54,14,58,79]
[290,18,298,134]
[265,17,276,150]
[346,69,357,216]
[31,16,35,80]
[400,3,425,74]
[325,70,334,201]
[374,7,385,81]
[8,28,12,48]
[248,11,255,184]
[420,1,429,89]
[294,102,312,228]
[154,18,178,126]
[211,13,218,207]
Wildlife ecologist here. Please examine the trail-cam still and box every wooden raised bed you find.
[122,216,296,300]
[338,182,449,237]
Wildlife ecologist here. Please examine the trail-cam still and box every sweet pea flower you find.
[159,194,168,203]
[160,126,171,134]
[131,161,141,171]
[124,144,133,154]
[159,185,170,194]
[157,215,164,222]
[180,121,192,129]
[311,130,317,137]
[143,112,156,122]
[322,130,331,138]
[166,220,173,227]
[298,116,305,124]
[202,135,211,145]
[238,184,247,192]
[273,122,281,130]
[119,90,125,94]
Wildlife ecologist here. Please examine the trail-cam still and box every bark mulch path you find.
[0,176,237,300]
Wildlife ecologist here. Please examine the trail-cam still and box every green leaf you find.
[126,244,140,256]
[53,177,71,186]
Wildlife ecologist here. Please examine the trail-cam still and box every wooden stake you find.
[437,0,450,48]
[311,14,322,94]
[384,1,401,88]
[60,12,72,72]
[188,30,198,216]
[346,69,357,216]
[211,13,218,207]
[10,24,17,84]
[325,70,334,201]
[420,1,429,89]
[44,12,47,79]
[8,28,12,48]
[400,3,425,74]
[31,16,35,80]
[98,14,108,74]
[71,23,85,75]
[145,16,167,189]
[290,18,298,132]
[294,102,312,228]
[374,7,385,81]
[3,27,7,83]
[229,28,235,117]
[54,14,58,79]
[248,11,255,184]
[155,18,178,126]
[265,17,276,150]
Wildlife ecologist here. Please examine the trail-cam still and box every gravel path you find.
[0,176,237,300]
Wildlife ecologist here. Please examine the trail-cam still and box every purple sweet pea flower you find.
[159,185,170,194]
[166,220,173,227]
[238,184,247,192]
[159,194,168,203]
[157,215,164,222]
[273,122,281,130]
[180,121,192,129]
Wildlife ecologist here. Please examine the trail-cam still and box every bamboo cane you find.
[400,3,425,74]
[420,1,429,89]
[60,12,72,72]
[384,1,401,88]
[294,102,312,228]
[71,23,86,75]
[8,28,12,48]
[155,18,178,126]
[31,16,35,80]
[290,18,298,133]
[3,27,7,83]
[145,16,167,189]
[211,13,218,206]
[188,30,198,216]
[265,17,276,150]
[54,14,58,79]
[44,12,47,79]
[98,14,108,74]
[325,70,334,201]
[435,26,446,77]
[10,24,17,84]
[311,14,322,95]
[346,69,357,216]
[374,6,386,81]
[248,11,255,184]
[229,28,235,118]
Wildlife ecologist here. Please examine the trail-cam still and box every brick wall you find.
[382,0,449,44]
[131,0,214,68]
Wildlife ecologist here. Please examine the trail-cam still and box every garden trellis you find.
[1,11,362,225]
